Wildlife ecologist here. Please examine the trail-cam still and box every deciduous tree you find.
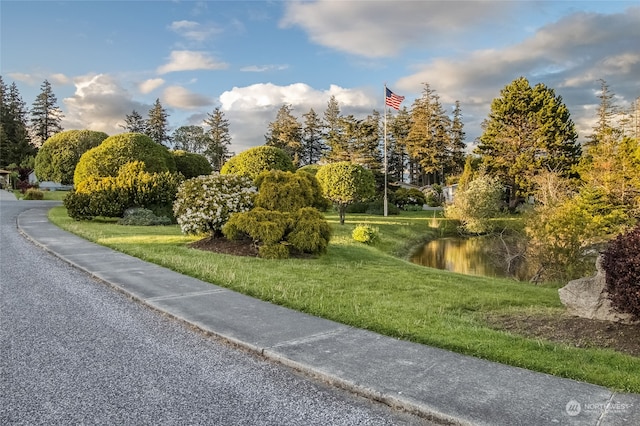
[316,161,375,225]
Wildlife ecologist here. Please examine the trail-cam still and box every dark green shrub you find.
[23,188,44,200]
[254,170,328,212]
[220,146,295,181]
[64,191,94,220]
[35,130,108,185]
[117,208,171,226]
[172,150,213,179]
[394,188,427,210]
[602,225,640,320]
[365,199,400,216]
[74,132,176,186]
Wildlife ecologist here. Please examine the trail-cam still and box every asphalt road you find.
[0,199,428,425]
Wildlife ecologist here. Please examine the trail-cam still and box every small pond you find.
[410,236,535,281]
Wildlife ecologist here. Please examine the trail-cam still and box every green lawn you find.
[13,189,69,201]
[48,206,640,392]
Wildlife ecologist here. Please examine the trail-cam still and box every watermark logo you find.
[565,399,633,417]
[566,400,581,416]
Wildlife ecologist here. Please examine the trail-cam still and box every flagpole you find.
[383,83,388,217]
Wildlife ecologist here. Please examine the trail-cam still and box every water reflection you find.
[410,236,533,280]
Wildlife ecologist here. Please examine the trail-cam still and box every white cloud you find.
[280,0,513,58]
[163,85,213,109]
[219,82,376,152]
[139,78,165,94]
[394,6,640,143]
[240,64,289,73]
[168,20,222,42]
[62,73,149,134]
[49,73,71,85]
[7,73,38,85]
[157,50,229,74]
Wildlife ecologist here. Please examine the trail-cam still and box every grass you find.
[13,189,69,201]
[48,206,640,392]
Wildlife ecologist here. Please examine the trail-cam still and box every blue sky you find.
[2,0,639,154]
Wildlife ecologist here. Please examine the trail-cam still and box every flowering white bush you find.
[173,173,255,235]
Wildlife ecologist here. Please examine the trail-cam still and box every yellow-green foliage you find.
[352,224,379,244]
[223,207,331,258]
[74,133,176,186]
[254,170,328,212]
[316,161,375,224]
[23,188,44,200]
[220,146,294,181]
[64,161,182,220]
[287,208,331,253]
[35,130,108,185]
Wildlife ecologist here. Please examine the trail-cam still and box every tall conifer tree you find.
[146,98,171,146]
[203,107,232,171]
[30,79,63,147]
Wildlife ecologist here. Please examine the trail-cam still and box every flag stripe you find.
[385,87,405,110]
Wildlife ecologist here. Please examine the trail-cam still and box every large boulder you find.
[559,255,637,324]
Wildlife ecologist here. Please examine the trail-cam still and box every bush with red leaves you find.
[602,224,640,320]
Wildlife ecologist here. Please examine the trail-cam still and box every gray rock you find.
[558,255,637,324]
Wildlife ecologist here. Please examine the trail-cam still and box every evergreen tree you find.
[265,104,302,166]
[587,79,621,147]
[447,100,466,177]
[301,108,324,165]
[203,107,232,171]
[355,111,382,171]
[146,98,171,146]
[406,84,447,185]
[387,106,411,182]
[0,78,36,167]
[120,110,147,134]
[476,76,580,208]
[322,95,342,162]
[30,79,63,147]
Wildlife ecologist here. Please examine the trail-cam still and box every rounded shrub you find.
[23,188,44,200]
[602,224,640,320]
[172,150,213,179]
[254,170,328,212]
[220,146,295,181]
[394,188,427,210]
[35,130,109,185]
[223,207,331,258]
[65,162,182,220]
[74,132,176,186]
[316,162,376,225]
[173,173,255,236]
[352,224,379,244]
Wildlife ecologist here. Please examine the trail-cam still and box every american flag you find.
[385,87,405,110]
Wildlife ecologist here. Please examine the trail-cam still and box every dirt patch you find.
[189,236,639,358]
[486,313,640,357]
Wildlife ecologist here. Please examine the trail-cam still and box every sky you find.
[1,0,639,155]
